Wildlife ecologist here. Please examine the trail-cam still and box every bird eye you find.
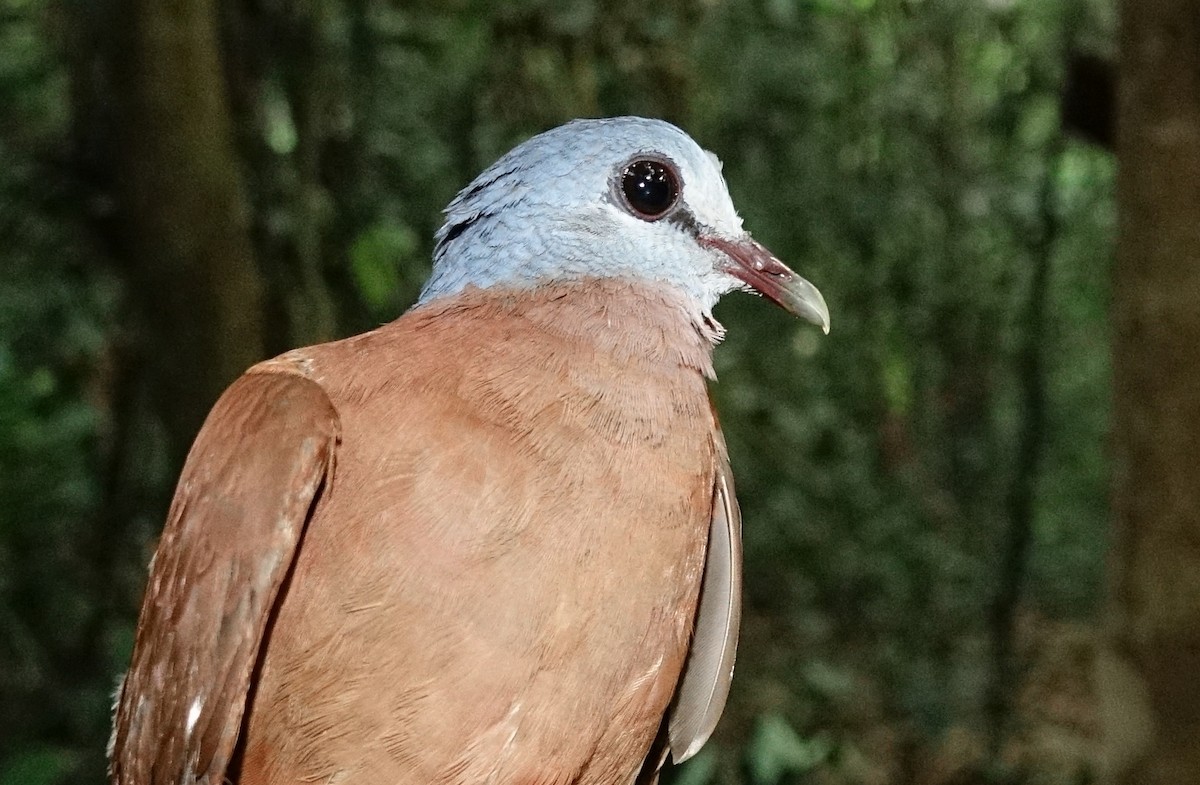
[620,159,680,220]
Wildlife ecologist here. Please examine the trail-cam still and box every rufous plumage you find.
[110,117,829,785]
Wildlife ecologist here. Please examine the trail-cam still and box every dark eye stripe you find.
[620,159,680,220]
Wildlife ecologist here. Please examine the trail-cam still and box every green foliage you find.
[746,713,834,784]
[0,0,1117,782]
[674,749,719,785]
[0,746,79,785]
[350,219,422,314]
[685,10,1113,775]
[0,0,122,777]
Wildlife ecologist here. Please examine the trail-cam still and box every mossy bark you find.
[112,0,265,464]
[1110,2,1200,782]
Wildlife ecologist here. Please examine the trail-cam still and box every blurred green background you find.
[8,0,1195,783]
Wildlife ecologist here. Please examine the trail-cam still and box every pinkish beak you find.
[700,234,830,334]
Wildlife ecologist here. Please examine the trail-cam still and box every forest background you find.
[3,0,1197,783]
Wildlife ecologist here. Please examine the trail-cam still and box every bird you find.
[109,116,829,785]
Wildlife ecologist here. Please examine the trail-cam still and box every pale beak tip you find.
[788,277,831,335]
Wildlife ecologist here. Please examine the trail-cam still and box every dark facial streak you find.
[434,164,523,258]
[461,163,520,202]
[665,206,702,238]
[436,218,475,251]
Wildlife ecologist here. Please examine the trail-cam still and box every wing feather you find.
[110,370,339,785]
[665,424,743,763]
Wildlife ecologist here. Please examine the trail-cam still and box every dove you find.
[110,116,829,785]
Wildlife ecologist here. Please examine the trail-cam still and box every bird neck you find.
[410,278,720,380]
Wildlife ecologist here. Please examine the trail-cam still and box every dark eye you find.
[620,159,680,219]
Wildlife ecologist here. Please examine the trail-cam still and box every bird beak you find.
[700,234,830,334]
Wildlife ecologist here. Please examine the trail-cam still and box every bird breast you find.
[237,278,721,785]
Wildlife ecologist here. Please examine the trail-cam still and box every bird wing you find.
[109,370,340,785]
[665,420,743,763]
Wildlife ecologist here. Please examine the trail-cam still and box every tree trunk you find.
[1109,2,1200,783]
[112,0,265,464]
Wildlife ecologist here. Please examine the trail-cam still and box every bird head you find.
[419,117,829,335]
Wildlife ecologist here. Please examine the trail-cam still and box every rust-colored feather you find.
[114,280,738,785]
[110,372,339,785]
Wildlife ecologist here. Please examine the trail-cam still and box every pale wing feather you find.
[665,429,743,762]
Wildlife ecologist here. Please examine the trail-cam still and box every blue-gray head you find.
[418,117,829,334]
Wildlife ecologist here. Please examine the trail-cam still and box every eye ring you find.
[618,158,681,220]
